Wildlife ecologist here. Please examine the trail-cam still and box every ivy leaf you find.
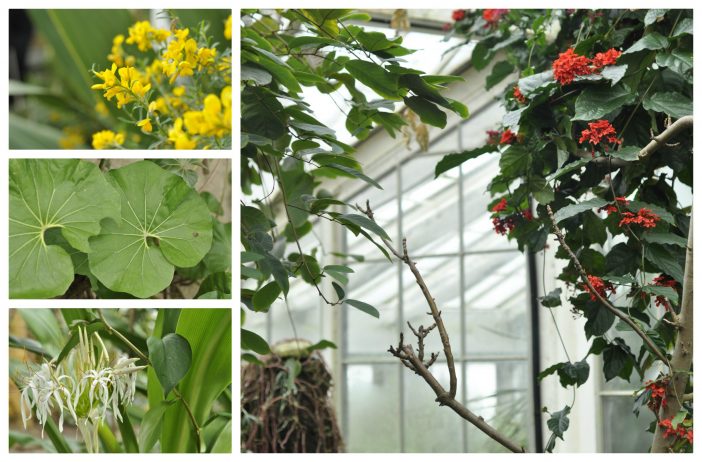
[622,32,669,54]
[561,360,590,387]
[148,333,192,396]
[572,84,636,120]
[552,198,608,222]
[345,60,400,100]
[88,161,213,298]
[642,92,692,119]
[9,159,121,298]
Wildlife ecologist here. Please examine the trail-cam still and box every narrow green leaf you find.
[331,281,345,299]
[338,213,391,241]
[138,400,176,453]
[314,163,383,189]
[117,403,139,453]
[404,96,447,128]
[346,299,380,318]
[435,145,495,177]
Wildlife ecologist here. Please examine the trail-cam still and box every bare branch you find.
[545,205,669,365]
[639,115,693,160]
[652,215,693,452]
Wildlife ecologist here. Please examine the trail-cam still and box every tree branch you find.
[361,201,525,453]
[651,215,693,452]
[545,206,669,365]
[639,115,693,160]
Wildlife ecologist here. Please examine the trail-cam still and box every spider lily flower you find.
[18,326,145,452]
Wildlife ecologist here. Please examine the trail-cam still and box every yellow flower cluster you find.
[91,64,151,108]
[225,15,232,40]
[125,20,170,52]
[168,118,197,150]
[92,130,125,149]
[107,34,135,67]
[161,29,218,83]
[183,86,232,139]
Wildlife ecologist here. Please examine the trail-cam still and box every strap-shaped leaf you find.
[89,161,213,298]
[9,159,120,298]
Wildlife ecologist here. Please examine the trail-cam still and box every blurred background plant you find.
[9,9,231,149]
[9,308,232,453]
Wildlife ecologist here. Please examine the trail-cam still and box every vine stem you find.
[544,206,669,366]
[97,310,204,452]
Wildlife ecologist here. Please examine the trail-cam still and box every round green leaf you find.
[147,333,192,396]
[9,159,121,298]
[88,161,213,298]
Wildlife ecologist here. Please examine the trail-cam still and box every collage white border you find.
[0,0,699,460]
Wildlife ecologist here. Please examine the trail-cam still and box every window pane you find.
[346,262,399,355]
[401,154,460,255]
[269,279,321,343]
[345,364,401,452]
[601,396,652,452]
[463,252,529,356]
[465,361,530,452]
[403,362,463,452]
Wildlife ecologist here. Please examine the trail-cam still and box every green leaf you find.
[622,32,669,54]
[241,328,270,354]
[471,40,493,70]
[610,146,641,161]
[252,281,281,311]
[499,145,529,177]
[672,18,693,37]
[204,221,232,274]
[306,339,338,353]
[583,304,616,338]
[116,403,139,453]
[89,161,213,298]
[641,231,687,248]
[9,159,121,298]
[644,9,668,26]
[540,288,562,307]
[602,339,634,381]
[627,201,675,224]
[210,420,232,453]
[241,64,273,85]
[552,198,608,222]
[546,159,590,181]
[561,360,590,387]
[642,92,692,119]
[645,244,684,283]
[600,64,628,86]
[346,298,380,318]
[572,84,636,120]
[547,406,571,439]
[9,335,51,358]
[435,145,495,177]
[148,333,193,396]
[656,51,693,77]
[486,61,514,90]
[138,400,176,453]
[332,281,345,299]
[160,309,232,453]
[315,163,383,189]
[642,285,679,305]
[55,320,105,364]
[9,114,67,149]
[44,415,73,453]
[337,213,391,241]
[323,264,354,273]
[345,60,400,100]
[517,70,554,95]
[404,96,447,128]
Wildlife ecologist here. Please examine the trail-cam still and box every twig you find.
[651,215,693,452]
[638,115,693,160]
[361,201,524,453]
[544,206,669,366]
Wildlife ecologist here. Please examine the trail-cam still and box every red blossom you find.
[653,274,677,311]
[582,275,615,301]
[552,48,593,85]
[592,48,622,69]
[522,209,534,221]
[619,208,660,228]
[579,120,621,155]
[482,9,509,26]
[492,197,508,212]
[500,129,517,145]
[597,196,630,215]
[486,129,501,145]
[452,10,466,21]
[492,216,516,235]
[644,379,668,413]
[513,85,527,104]
[685,429,693,444]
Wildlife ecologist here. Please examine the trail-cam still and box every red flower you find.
[582,275,615,301]
[482,9,509,26]
[619,208,660,228]
[652,274,677,311]
[500,129,517,145]
[592,48,622,69]
[685,429,693,444]
[579,120,621,155]
[492,216,516,235]
[659,419,678,439]
[552,48,593,85]
[644,379,668,413]
[513,85,527,104]
[522,209,534,221]
[486,129,501,145]
[492,198,508,212]
[598,196,630,215]
[452,10,466,21]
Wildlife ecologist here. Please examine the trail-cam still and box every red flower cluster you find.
[592,48,622,69]
[482,9,509,26]
[486,129,519,145]
[619,208,660,228]
[513,85,526,104]
[452,10,466,21]
[552,47,622,85]
[486,129,501,145]
[653,274,678,311]
[579,120,621,155]
[490,198,533,235]
[500,129,517,145]
[659,419,693,444]
[491,197,508,212]
[598,196,630,215]
[492,216,516,235]
[644,379,668,413]
[582,275,615,301]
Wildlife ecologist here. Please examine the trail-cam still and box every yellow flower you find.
[168,118,196,149]
[92,64,150,108]
[182,86,232,139]
[224,15,232,40]
[92,130,125,149]
[95,101,109,117]
[59,127,84,149]
[126,21,170,52]
[137,118,153,133]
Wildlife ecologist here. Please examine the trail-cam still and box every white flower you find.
[18,326,145,452]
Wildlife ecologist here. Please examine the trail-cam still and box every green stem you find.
[97,421,122,453]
